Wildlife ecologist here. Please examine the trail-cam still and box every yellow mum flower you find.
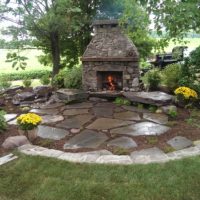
[174,87,198,99]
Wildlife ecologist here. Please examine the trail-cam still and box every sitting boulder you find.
[2,136,30,150]
[34,86,53,99]
[14,92,36,101]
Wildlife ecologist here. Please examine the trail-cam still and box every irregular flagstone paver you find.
[96,155,133,164]
[96,102,116,107]
[7,119,17,125]
[81,150,113,155]
[37,125,69,140]
[114,111,141,121]
[0,154,18,166]
[63,109,89,116]
[114,107,125,113]
[143,113,168,125]
[167,136,192,150]
[93,106,113,117]
[110,122,170,136]
[59,152,100,163]
[122,105,151,113]
[131,147,168,163]
[63,130,108,149]
[107,137,137,149]
[30,108,59,115]
[62,102,93,110]
[123,91,173,106]
[40,102,65,109]
[57,114,94,129]
[86,118,133,130]
[41,115,64,124]
[4,114,17,122]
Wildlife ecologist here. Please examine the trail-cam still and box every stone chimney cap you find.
[92,19,119,26]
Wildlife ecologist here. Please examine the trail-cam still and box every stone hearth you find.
[81,20,140,92]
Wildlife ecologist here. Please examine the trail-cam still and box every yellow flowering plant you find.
[174,87,198,99]
[17,113,42,131]
[174,87,198,107]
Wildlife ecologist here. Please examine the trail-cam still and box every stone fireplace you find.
[81,20,140,92]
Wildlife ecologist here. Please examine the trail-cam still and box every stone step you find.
[123,91,174,106]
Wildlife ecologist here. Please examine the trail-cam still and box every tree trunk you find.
[50,31,60,77]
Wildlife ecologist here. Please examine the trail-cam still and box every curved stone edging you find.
[18,144,200,165]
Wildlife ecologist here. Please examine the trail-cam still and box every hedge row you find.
[0,70,51,81]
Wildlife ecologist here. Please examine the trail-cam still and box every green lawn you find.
[163,38,200,52]
[1,154,200,200]
[0,49,50,74]
[11,79,42,87]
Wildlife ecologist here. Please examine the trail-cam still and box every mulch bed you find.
[1,95,200,156]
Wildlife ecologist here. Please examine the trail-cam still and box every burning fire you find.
[107,75,115,91]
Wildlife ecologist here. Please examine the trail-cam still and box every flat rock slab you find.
[143,113,168,125]
[96,155,133,164]
[110,122,170,136]
[131,147,167,163]
[30,108,59,115]
[63,102,93,109]
[37,125,69,140]
[56,89,88,103]
[82,150,113,156]
[123,91,173,106]
[114,111,141,121]
[4,114,17,122]
[63,109,89,116]
[96,102,116,108]
[40,102,65,109]
[41,115,64,124]
[107,137,137,149]
[0,154,18,166]
[7,119,17,125]
[57,114,93,129]
[63,130,108,149]
[87,118,133,130]
[93,107,113,117]
[167,136,192,150]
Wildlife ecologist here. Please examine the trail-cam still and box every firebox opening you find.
[97,71,123,91]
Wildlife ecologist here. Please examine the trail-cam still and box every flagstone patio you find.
[4,100,198,164]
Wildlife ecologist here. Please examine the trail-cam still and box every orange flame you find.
[108,75,115,91]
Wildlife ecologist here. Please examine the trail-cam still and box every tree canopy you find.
[1,0,198,76]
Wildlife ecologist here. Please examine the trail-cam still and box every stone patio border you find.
[18,144,200,165]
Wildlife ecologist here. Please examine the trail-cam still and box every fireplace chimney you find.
[81,19,140,92]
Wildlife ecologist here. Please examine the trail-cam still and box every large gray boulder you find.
[2,136,30,150]
[34,86,53,98]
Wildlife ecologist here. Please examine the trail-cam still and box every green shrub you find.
[114,97,131,106]
[64,67,82,89]
[148,105,158,113]
[52,70,67,88]
[40,73,51,85]
[168,109,178,119]
[0,110,7,133]
[0,75,11,89]
[23,79,32,87]
[144,69,161,90]
[0,70,50,81]
[190,46,200,68]
[161,64,182,91]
